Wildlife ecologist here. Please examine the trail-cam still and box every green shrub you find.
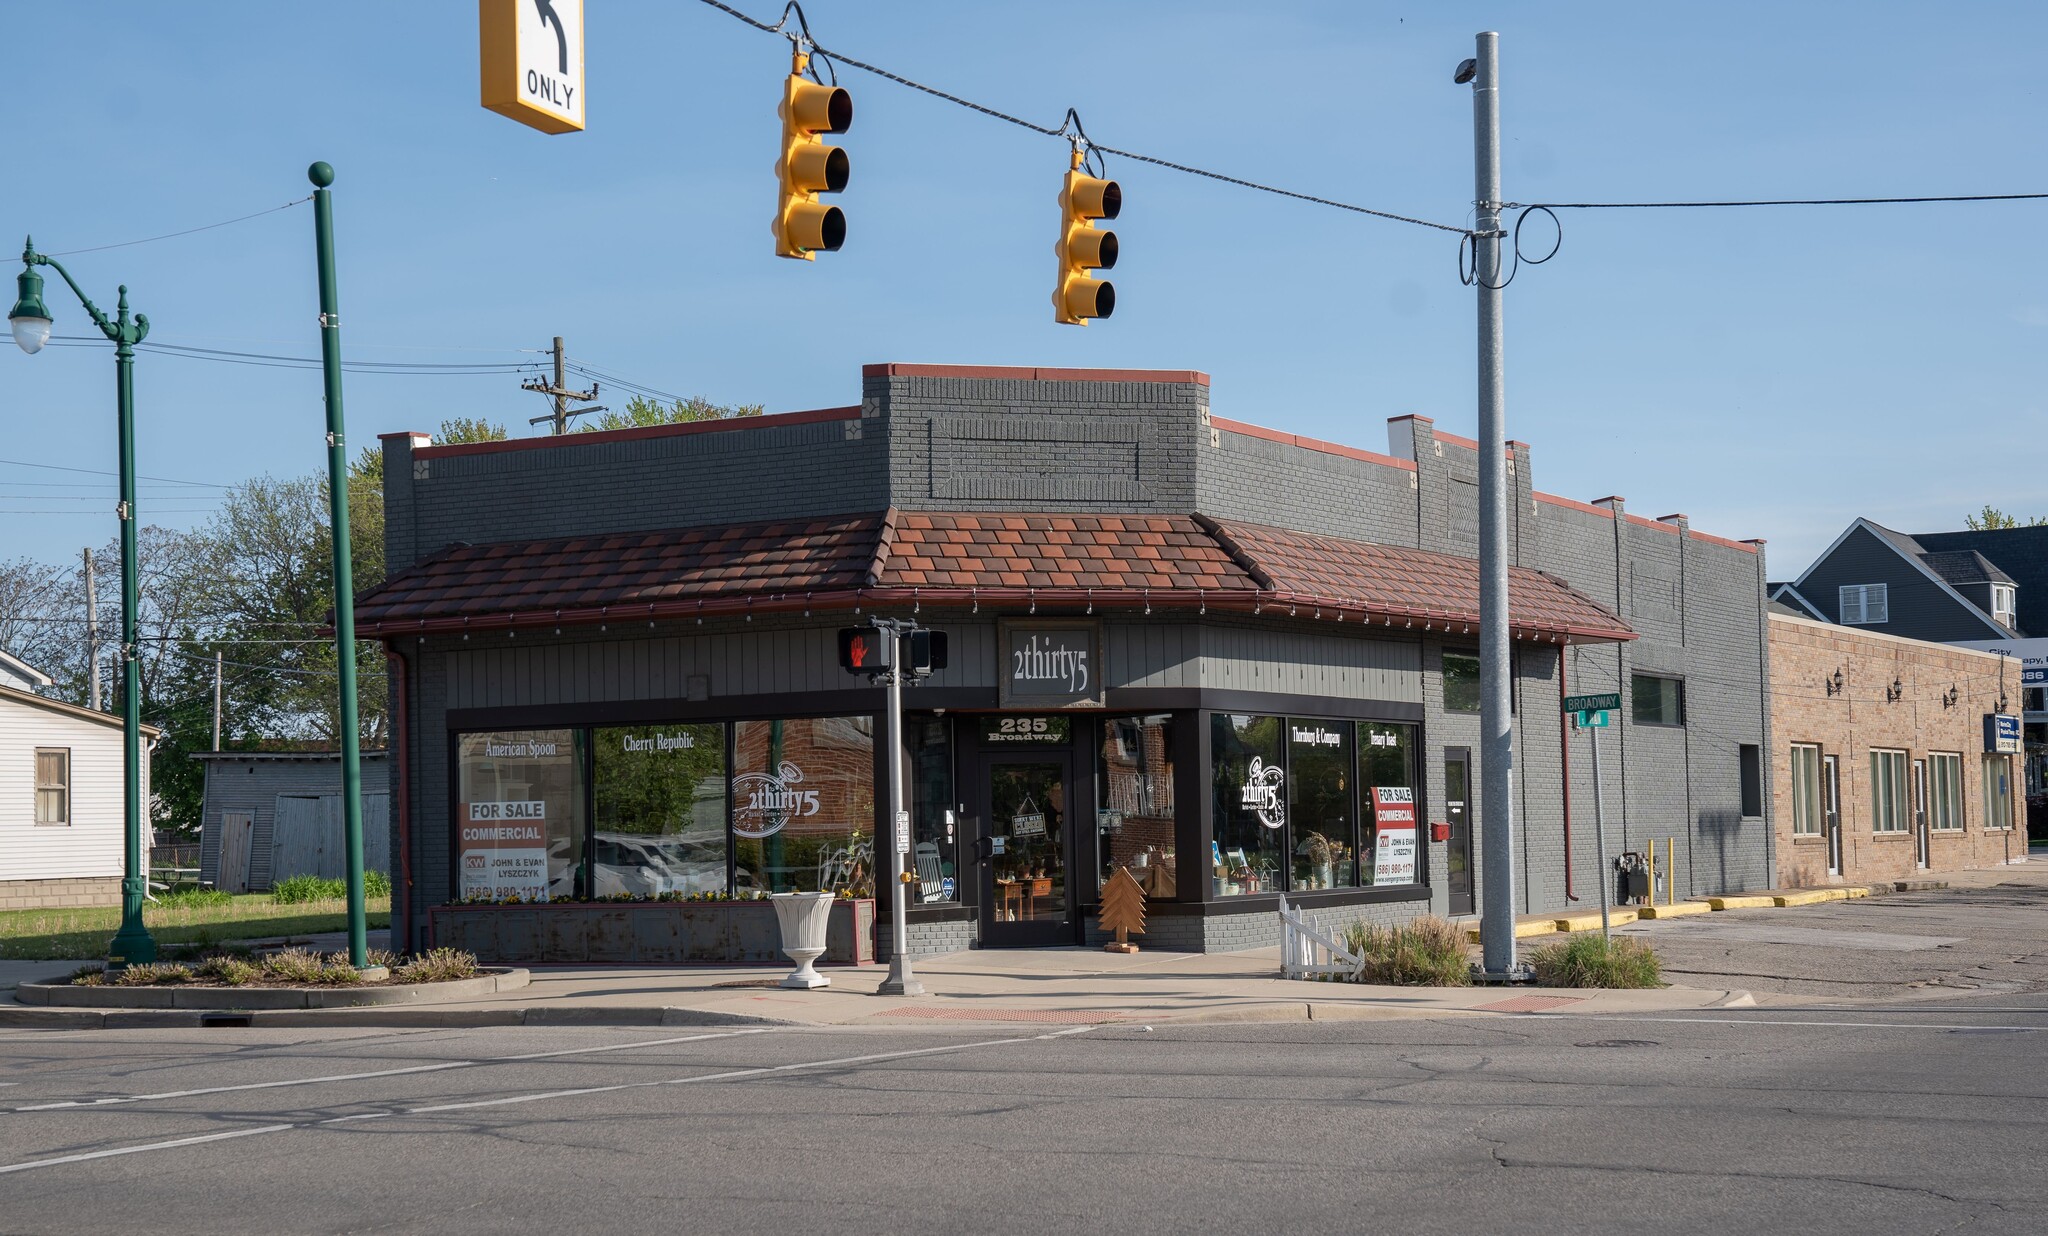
[260,948,330,983]
[365,869,392,897]
[68,964,106,986]
[1341,916,1472,986]
[271,875,348,905]
[394,948,481,984]
[112,962,193,986]
[195,955,262,986]
[365,948,402,970]
[1530,934,1664,988]
[156,887,233,910]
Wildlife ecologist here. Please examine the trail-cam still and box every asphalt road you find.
[0,995,2042,1235]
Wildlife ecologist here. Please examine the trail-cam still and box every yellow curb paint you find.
[1846,886,1872,898]
[1706,894,1779,910]
[1772,889,1850,907]
[1553,909,1639,932]
[1636,901,1712,919]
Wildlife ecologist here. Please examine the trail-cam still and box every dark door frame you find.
[1822,752,1843,876]
[1442,746,1475,916]
[967,745,1082,948]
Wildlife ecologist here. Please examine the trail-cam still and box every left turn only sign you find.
[480,0,586,134]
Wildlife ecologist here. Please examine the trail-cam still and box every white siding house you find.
[0,682,156,910]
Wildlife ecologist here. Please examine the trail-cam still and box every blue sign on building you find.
[1985,713,2022,754]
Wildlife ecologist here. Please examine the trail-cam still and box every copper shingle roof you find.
[355,508,1631,644]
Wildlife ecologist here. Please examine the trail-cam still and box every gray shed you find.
[194,751,391,892]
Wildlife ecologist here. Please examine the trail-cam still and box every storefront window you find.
[1211,714,1286,897]
[1443,653,1481,713]
[1287,720,1355,890]
[592,724,727,897]
[456,730,585,901]
[907,715,959,904]
[1360,723,1419,885]
[1099,715,1178,899]
[733,717,876,895]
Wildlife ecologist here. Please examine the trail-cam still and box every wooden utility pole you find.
[83,547,101,711]
[521,336,604,434]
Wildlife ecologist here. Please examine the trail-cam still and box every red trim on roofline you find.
[1626,513,1683,535]
[1534,492,1615,518]
[862,363,1209,386]
[1211,417,1417,471]
[1432,429,1481,450]
[1691,530,1759,554]
[356,586,1632,645]
[414,406,862,460]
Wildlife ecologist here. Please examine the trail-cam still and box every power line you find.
[46,337,545,375]
[1512,193,2048,210]
[0,458,229,488]
[43,196,312,257]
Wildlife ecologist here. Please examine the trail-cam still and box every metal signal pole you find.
[876,619,923,997]
[83,547,101,712]
[1465,32,1528,981]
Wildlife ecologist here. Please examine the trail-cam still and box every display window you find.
[1098,714,1178,899]
[907,715,960,904]
[1360,722,1420,885]
[591,724,727,897]
[1211,713,1287,896]
[456,730,585,901]
[1288,720,1356,890]
[733,717,877,895]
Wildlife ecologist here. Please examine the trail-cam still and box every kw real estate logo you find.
[731,761,821,839]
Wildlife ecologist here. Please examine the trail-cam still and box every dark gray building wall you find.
[1797,524,2005,643]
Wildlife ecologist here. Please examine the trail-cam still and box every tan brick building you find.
[1770,613,2024,887]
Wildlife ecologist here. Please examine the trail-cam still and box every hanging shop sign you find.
[981,715,1073,744]
[1011,793,1048,838]
[1240,756,1286,829]
[999,620,1103,708]
[480,0,587,134]
[460,800,551,901]
[1370,787,1419,884]
[1985,713,2022,755]
[731,761,821,839]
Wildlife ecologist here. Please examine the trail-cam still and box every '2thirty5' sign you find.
[731,762,821,839]
[1000,621,1104,707]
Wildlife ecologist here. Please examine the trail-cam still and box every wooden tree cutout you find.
[1098,866,1147,953]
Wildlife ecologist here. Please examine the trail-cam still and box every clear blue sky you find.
[5,2,2044,578]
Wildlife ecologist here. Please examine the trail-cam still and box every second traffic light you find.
[775,52,852,260]
[1054,149,1120,325]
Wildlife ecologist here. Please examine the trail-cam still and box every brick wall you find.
[0,876,119,912]
[1769,613,2024,887]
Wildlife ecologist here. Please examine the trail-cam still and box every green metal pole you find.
[107,285,155,967]
[309,161,369,970]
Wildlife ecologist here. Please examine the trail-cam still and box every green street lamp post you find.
[307,162,374,972]
[10,238,157,967]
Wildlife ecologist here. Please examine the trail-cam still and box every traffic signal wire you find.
[1510,192,2048,211]
[693,0,1473,236]
[41,197,313,258]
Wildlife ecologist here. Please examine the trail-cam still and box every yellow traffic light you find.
[775,51,851,260]
[1054,150,1119,324]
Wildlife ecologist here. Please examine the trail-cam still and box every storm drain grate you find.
[1476,995,1586,1013]
[878,1006,1134,1023]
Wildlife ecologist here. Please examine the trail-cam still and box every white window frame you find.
[1839,583,1889,625]
[1992,583,2016,627]
[1789,744,1822,836]
[1927,752,1964,831]
[34,747,70,826]
[1982,754,2014,831]
[1869,748,1909,833]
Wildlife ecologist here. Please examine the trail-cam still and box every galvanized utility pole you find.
[1463,32,1529,981]
[875,619,923,998]
[83,547,101,712]
[522,336,604,434]
[308,162,374,974]
[212,649,223,751]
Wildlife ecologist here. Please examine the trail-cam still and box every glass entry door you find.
[980,758,1074,947]
[1443,748,1474,916]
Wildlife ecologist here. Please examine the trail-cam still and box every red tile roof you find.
[355,508,1632,644]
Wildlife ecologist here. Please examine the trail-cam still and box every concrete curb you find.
[14,968,529,1010]
[0,1002,794,1030]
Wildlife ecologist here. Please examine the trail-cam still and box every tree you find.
[578,394,763,433]
[1964,506,2048,530]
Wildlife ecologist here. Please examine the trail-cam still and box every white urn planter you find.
[770,892,835,989]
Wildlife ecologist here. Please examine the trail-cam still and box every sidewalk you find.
[0,944,1755,1030]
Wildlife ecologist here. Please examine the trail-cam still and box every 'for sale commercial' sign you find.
[460,801,550,900]
[1370,787,1418,885]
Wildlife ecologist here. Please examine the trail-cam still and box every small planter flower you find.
[771,891,835,989]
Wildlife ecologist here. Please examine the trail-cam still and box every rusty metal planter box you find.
[429,900,875,966]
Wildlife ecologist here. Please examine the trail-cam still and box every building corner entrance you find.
[968,717,1079,947]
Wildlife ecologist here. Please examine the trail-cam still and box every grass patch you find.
[271,875,347,905]
[1529,933,1665,988]
[393,948,480,985]
[1341,915,1472,986]
[0,894,390,960]
[156,888,234,910]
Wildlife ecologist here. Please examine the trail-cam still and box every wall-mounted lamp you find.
[1942,684,1960,709]
[1885,677,1904,703]
[1825,668,1845,697]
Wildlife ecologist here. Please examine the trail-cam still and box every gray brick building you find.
[365,363,1772,958]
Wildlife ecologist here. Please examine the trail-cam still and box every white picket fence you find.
[1278,894,1363,981]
